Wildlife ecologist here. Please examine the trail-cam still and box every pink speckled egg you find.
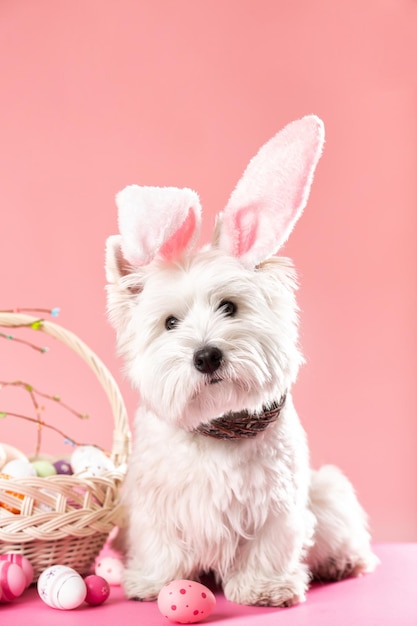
[95,556,123,586]
[0,561,26,602]
[0,554,34,587]
[37,565,87,610]
[84,574,110,605]
[157,579,216,624]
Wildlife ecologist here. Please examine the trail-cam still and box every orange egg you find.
[0,473,24,514]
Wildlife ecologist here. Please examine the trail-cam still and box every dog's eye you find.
[218,300,237,317]
[165,316,179,331]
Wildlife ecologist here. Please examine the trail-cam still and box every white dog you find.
[105,116,378,607]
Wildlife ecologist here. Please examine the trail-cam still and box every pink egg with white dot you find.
[95,556,123,585]
[157,579,216,624]
[84,574,110,605]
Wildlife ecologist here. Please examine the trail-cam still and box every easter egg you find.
[157,579,216,624]
[0,444,27,467]
[37,565,87,610]
[2,459,37,478]
[0,473,24,514]
[0,554,34,587]
[32,460,57,477]
[0,444,6,469]
[71,445,115,477]
[53,459,73,475]
[95,556,123,585]
[0,561,26,602]
[84,574,110,605]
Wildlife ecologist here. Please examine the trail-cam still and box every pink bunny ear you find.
[217,115,325,267]
[116,185,201,266]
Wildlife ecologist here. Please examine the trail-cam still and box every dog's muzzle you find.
[193,394,286,440]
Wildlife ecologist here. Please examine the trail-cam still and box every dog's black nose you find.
[193,346,223,374]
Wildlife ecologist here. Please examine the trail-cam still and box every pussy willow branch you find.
[0,307,59,352]
[0,381,89,420]
[0,411,103,452]
[0,381,89,457]
[0,308,102,456]
[0,307,60,316]
[0,330,48,353]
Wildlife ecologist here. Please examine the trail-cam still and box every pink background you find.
[0,1,415,542]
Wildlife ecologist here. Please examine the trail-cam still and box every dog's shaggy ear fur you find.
[105,234,144,332]
[217,115,325,268]
[105,235,133,283]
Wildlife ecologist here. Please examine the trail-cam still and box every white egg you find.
[37,565,87,610]
[2,459,37,478]
[71,445,115,477]
[0,444,6,469]
[0,443,27,468]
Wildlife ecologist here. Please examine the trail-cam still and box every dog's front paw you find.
[223,568,308,607]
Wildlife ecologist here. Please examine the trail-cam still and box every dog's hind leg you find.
[306,465,379,581]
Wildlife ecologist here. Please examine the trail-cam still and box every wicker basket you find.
[0,312,131,580]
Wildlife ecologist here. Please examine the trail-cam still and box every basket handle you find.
[0,313,131,466]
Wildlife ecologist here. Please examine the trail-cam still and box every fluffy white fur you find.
[106,250,378,606]
[105,116,378,607]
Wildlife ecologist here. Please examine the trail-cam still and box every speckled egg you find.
[71,445,115,477]
[37,565,87,610]
[157,579,216,624]
[95,556,123,585]
[0,561,26,602]
[0,554,34,587]
[84,574,110,605]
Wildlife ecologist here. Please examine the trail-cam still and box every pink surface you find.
[0,1,416,542]
[0,545,416,625]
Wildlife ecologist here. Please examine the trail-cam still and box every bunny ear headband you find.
[115,115,324,270]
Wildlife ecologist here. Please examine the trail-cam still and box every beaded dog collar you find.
[194,394,286,440]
